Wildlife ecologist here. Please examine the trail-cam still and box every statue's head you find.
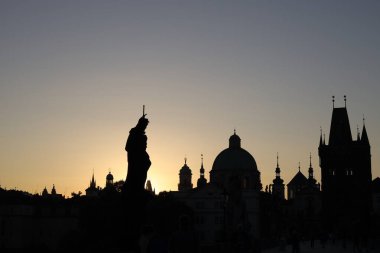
[136,116,149,131]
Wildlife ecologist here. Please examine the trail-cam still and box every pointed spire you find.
[344,95,347,108]
[275,153,281,178]
[90,170,96,188]
[319,127,323,146]
[234,128,236,135]
[51,184,56,195]
[197,154,206,188]
[298,162,301,172]
[200,154,205,177]
[361,115,369,145]
[276,152,279,168]
[357,125,361,141]
[184,156,187,165]
[308,153,314,179]
[323,133,326,145]
[332,95,335,108]
[309,153,312,168]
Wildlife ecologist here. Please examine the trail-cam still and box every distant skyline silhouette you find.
[1,1,380,195]
[1,105,378,252]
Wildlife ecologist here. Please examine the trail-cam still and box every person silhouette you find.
[125,114,151,194]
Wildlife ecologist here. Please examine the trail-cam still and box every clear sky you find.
[1,0,379,196]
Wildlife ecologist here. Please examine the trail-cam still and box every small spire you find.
[91,169,96,186]
[234,128,236,135]
[275,153,281,177]
[309,153,312,168]
[276,152,279,168]
[298,162,301,172]
[308,153,314,179]
[361,116,369,145]
[344,95,347,108]
[357,125,361,141]
[184,156,187,165]
[332,95,335,108]
[323,133,326,145]
[319,127,323,146]
[200,154,205,176]
[51,184,56,195]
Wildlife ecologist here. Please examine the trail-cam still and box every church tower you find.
[86,171,100,197]
[106,171,114,188]
[318,96,372,230]
[197,154,207,188]
[307,153,320,190]
[51,184,57,195]
[90,173,96,189]
[271,153,285,200]
[178,158,193,191]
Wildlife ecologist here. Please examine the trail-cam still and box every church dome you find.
[212,132,258,172]
[180,162,192,175]
[106,172,114,181]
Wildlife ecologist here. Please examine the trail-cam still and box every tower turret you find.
[271,153,285,200]
[197,154,207,188]
[51,184,56,195]
[106,171,114,187]
[178,158,193,191]
[361,117,370,146]
[308,153,314,180]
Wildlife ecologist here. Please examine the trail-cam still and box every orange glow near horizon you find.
[1,1,380,197]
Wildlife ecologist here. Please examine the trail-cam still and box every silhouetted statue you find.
[125,110,151,194]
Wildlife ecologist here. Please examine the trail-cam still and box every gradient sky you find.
[1,1,379,196]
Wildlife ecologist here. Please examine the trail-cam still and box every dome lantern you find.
[229,129,241,149]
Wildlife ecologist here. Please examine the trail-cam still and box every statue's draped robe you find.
[125,127,151,193]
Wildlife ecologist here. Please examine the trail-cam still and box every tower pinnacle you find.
[200,154,205,176]
[309,153,312,168]
[276,152,279,168]
[308,153,314,179]
[197,154,207,188]
[332,95,335,108]
[361,116,370,145]
[275,153,281,178]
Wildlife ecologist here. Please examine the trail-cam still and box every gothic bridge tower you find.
[318,96,372,231]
